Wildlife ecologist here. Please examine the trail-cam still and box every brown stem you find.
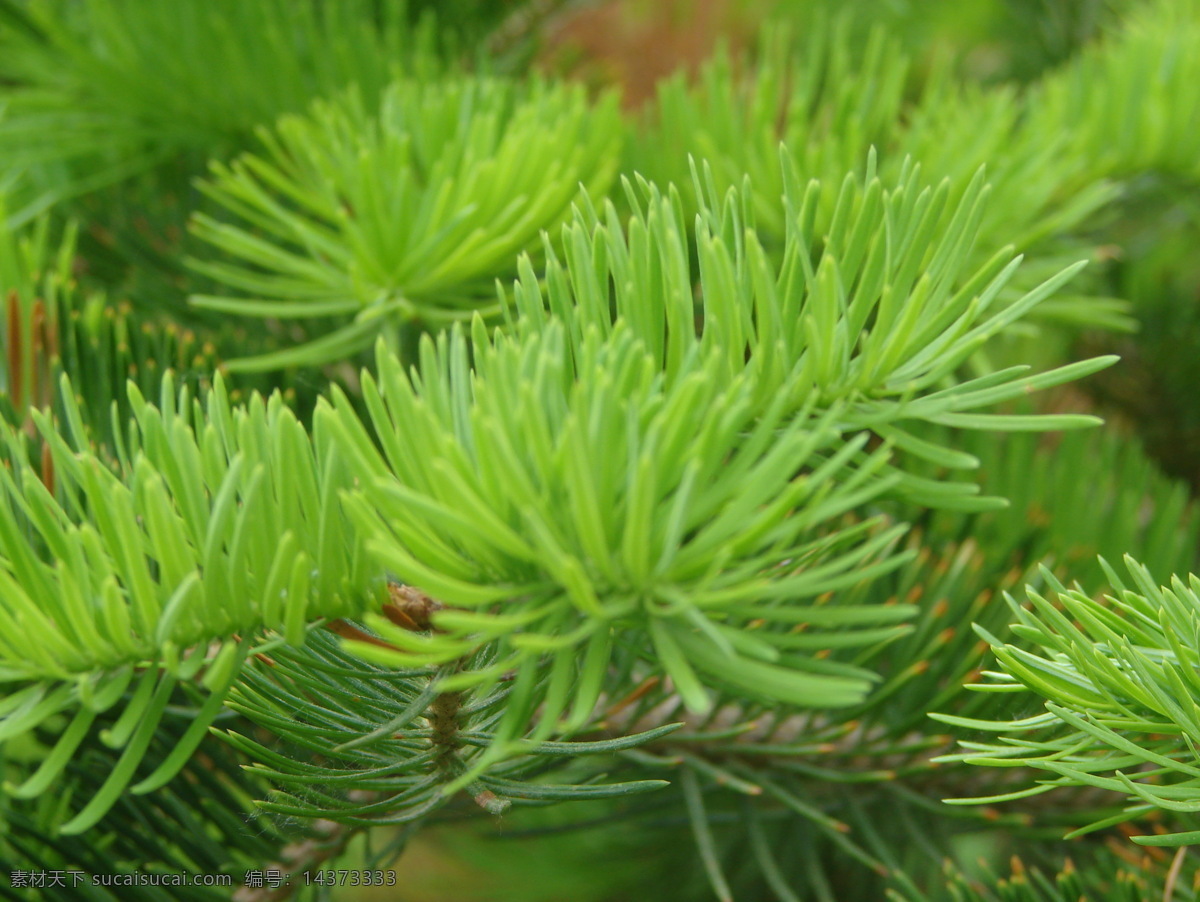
[429,680,464,774]
[382,583,443,631]
[374,585,465,774]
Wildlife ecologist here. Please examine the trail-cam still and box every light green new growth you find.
[628,19,1123,311]
[1031,0,1200,182]
[0,371,377,831]
[1,1,1199,898]
[313,161,1114,791]
[936,557,1200,847]
[190,76,622,370]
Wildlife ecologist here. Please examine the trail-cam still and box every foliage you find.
[0,1,1198,900]
[190,76,622,370]
[936,557,1200,848]
[626,20,1123,315]
[0,0,443,224]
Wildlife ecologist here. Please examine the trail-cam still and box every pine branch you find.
[2,3,1199,896]
[1031,0,1200,183]
[0,0,440,221]
[188,75,622,371]
[0,369,383,831]
[627,15,1124,324]
[2,711,309,898]
[936,557,1200,847]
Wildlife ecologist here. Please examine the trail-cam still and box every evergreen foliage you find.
[1,1,1199,899]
